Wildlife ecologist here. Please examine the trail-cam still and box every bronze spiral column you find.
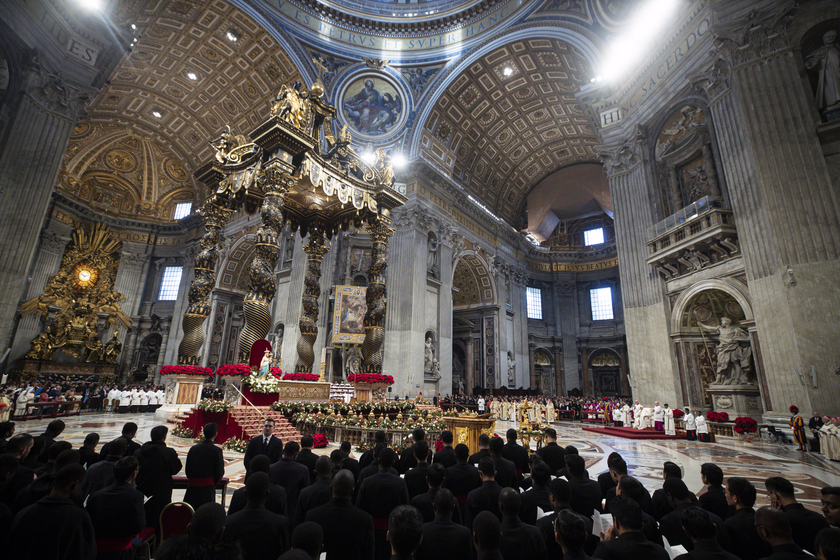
[295,232,329,373]
[238,172,290,362]
[361,217,394,373]
[177,201,232,365]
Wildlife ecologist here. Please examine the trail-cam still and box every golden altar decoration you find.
[444,412,496,455]
[20,222,129,366]
[178,76,406,375]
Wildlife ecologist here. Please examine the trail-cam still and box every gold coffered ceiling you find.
[83,0,301,177]
[421,38,599,224]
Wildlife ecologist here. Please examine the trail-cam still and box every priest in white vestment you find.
[621,403,632,427]
[546,401,555,423]
[653,401,664,431]
[663,404,675,435]
[633,401,644,429]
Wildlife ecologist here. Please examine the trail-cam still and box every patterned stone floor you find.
[13,412,840,511]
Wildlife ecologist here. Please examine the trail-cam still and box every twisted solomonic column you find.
[361,217,394,374]
[177,201,232,364]
[296,232,330,373]
[238,173,291,362]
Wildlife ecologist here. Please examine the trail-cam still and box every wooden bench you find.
[22,400,81,420]
[171,476,230,507]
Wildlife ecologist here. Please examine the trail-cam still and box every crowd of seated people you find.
[1,419,840,560]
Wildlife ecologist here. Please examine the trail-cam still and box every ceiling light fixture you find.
[226,29,239,42]
[131,24,137,30]
[187,72,198,81]
[599,0,680,82]
[152,109,162,118]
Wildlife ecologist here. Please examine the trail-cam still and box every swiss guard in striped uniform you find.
[790,405,807,452]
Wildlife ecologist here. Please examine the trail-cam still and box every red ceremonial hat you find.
[789,405,799,413]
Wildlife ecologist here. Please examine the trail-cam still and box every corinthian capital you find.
[712,1,797,67]
[596,125,647,178]
[691,58,732,105]
[22,57,92,121]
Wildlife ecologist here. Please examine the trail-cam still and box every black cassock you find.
[183,439,224,509]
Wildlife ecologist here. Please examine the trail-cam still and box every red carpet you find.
[582,426,683,440]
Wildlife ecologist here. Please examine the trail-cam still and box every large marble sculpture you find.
[703,316,753,385]
[806,30,840,111]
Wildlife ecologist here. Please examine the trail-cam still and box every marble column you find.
[113,250,151,376]
[581,347,591,397]
[163,244,199,367]
[465,339,474,395]
[121,326,141,382]
[554,348,565,396]
[528,343,536,390]
[154,319,172,384]
[0,61,90,360]
[437,227,455,396]
[692,6,840,415]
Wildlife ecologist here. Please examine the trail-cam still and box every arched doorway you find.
[534,349,554,394]
[589,349,620,396]
[452,251,497,392]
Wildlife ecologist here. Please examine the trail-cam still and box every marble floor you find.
[11,412,840,512]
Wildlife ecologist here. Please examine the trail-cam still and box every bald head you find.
[755,506,793,545]
[499,487,521,516]
[332,469,355,499]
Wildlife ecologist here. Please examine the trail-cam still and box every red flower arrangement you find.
[282,373,319,381]
[312,433,328,448]
[270,368,283,378]
[734,416,758,434]
[435,440,445,453]
[160,365,213,376]
[706,411,730,423]
[673,409,685,419]
[216,364,251,376]
[348,374,395,385]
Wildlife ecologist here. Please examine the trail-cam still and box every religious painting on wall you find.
[332,285,367,344]
[339,75,404,138]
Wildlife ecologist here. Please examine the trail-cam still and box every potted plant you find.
[734,416,758,442]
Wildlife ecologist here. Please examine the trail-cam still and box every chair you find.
[159,501,194,543]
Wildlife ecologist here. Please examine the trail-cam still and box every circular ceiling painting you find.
[338,74,406,141]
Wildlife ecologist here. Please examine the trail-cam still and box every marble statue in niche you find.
[427,233,439,278]
[701,316,753,385]
[507,352,515,386]
[424,336,437,373]
[805,30,840,112]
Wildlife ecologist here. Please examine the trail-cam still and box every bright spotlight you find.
[392,153,407,168]
[152,110,162,118]
[362,151,376,164]
[503,67,513,77]
[598,0,680,82]
[187,72,198,81]
[77,0,102,10]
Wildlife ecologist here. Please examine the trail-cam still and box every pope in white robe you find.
[633,401,644,429]
[640,407,653,429]
[664,405,675,435]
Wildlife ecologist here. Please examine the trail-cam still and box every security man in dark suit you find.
[355,447,409,560]
[228,454,288,517]
[443,443,481,522]
[465,457,502,530]
[307,470,375,560]
[432,431,457,469]
[592,496,670,560]
[183,422,225,510]
[223,471,291,560]
[415,488,471,560]
[270,441,311,517]
[244,418,283,478]
[536,428,565,473]
[295,455,334,527]
[566,454,603,517]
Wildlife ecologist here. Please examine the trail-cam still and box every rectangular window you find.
[173,202,193,220]
[584,227,604,246]
[526,287,543,320]
[590,287,614,321]
[158,266,183,301]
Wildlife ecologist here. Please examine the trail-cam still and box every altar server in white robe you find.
[621,403,632,427]
[653,401,664,431]
[130,387,141,412]
[139,389,149,412]
[663,404,675,435]
[684,408,696,440]
[613,406,623,427]
[119,388,131,413]
[696,412,709,442]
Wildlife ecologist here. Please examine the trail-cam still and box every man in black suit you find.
[85,456,146,555]
[499,487,546,560]
[698,463,729,520]
[597,453,620,497]
[674,507,741,560]
[520,460,553,525]
[223,471,291,560]
[473,511,504,560]
[433,431,457,469]
[295,455,333,526]
[537,478,591,560]
[754,506,811,560]
[296,435,318,482]
[415,488,471,560]
[84,438,126,501]
[36,419,65,462]
[244,418,283,478]
[501,428,529,482]
[387,505,424,560]
[555,509,597,560]
[489,436,517,490]
[400,428,425,474]
[358,443,398,495]
[617,476,663,547]
[723,477,771,560]
[443,443,481,521]
[605,457,650,514]
[307,470,374,560]
[566,454,602,517]
[405,440,432,500]
[660,478,730,552]
[356,447,410,560]
[134,425,183,533]
[412,463,461,524]
[229,455,287,517]
[821,487,840,528]
[77,433,100,469]
[183,422,225,510]
[650,461,684,521]
[765,476,829,554]
[270,441,311,517]
[468,433,491,465]
[359,431,386,470]
[465,457,502,530]
[536,428,565,473]
[556,446,584,480]
[99,422,140,459]
[592,496,670,560]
